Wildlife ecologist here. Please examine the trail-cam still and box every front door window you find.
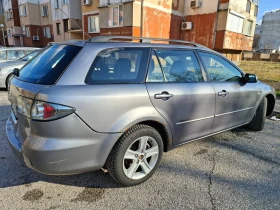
[198,52,242,82]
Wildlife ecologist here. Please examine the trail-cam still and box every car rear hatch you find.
[8,78,50,143]
[8,43,82,143]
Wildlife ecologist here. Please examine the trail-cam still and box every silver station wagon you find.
[6,37,276,186]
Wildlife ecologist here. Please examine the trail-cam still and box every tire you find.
[106,124,163,186]
[6,74,13,91]
[246,97,267,131]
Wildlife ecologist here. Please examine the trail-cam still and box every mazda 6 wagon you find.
[6,36,276,186]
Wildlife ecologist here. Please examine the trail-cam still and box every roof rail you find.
[89,36,206,48]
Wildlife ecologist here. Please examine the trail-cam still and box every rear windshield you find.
[85,48,150,84]
[18,44,81,85]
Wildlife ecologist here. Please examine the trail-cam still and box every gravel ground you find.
[0,90,280,210]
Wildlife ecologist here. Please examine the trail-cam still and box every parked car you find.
[0,47,39,63]
[6,37,276,186]
[0,50,40,89]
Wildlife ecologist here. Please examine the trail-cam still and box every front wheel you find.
[246,97,267,131]
[106,124,163,186]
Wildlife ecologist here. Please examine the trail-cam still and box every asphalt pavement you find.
[0,90,280,210]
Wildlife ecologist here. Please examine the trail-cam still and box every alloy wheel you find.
[123,136,159,180]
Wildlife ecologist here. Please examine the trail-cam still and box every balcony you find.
[99,0,133,7]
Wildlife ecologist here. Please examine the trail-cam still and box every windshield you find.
[17,44,82,85]
[19,50,39,61]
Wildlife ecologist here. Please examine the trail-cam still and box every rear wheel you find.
[246,97,267,131]
[106,124,163,186]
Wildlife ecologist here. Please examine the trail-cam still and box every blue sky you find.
[258,0,280,24]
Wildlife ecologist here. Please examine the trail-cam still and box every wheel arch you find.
[5,72,13,89]
[266,94,276,116]
[136,120,172,152]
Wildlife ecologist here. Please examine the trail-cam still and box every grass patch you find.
[240,61,280,97]
[276,91,280,98]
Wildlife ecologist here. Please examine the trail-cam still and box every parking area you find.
[0,90,280,210]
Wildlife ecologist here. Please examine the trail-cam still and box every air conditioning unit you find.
[83,0,92,5]
[33,36,39,41]
[190,0,201,8]
[181,22,193,30]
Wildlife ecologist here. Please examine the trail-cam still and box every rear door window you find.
[17,44,81,85]
[85,48,150,84]
[7,50,25,60]
[147,49,204,83]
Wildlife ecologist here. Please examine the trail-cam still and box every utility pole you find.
[140,0,144,37]
[0,24,5,47]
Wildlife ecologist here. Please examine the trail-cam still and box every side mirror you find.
[13,68,20,77]
[243,73,258,83]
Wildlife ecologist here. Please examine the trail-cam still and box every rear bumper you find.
[6,115,122,175]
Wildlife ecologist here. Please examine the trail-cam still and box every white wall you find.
[100,0,132,7]
[3,0,12,11]
[51,0,69,21]
[69,0,82,19]
[184,0,219,15]
[51,0,81,21]
[40,0,50,4]
[229,0,247,12]
[18,0,39,5]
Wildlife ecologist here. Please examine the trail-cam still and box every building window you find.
[226,12,244,34]
[5,12,9,21]
[22,25,26,35]
[62,0,68,5]
[246,0,251,13]
[43,27,51,37]
[9,9,13,19]
[254,5,258,17]
[243,20,253,36]
[108,5,123,27]
[42,5,48,16]
[56,23,61,34]
[55,0,59,8]
[88,16,100,33]
[26,26,30,37]
[63,19,69,32]
[19,5,27,16]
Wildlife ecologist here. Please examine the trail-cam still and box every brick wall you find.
[83,14,100,39]
[22,25,53,47]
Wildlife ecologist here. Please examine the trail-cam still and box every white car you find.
[0,50,39,89]
[0,47,39,63]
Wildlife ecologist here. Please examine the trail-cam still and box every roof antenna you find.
[59,8,91,40]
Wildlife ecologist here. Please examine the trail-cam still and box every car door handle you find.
[154,92,173,101]
[218,90,229,97]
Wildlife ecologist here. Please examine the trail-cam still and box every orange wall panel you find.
[182,12,217,49]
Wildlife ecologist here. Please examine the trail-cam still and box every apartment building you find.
[253,23,261,50]
[183,0,258,61]
[0,0,7,46]
[81,0,100,40]
[81,0,257,61]
[18,0,53,47]
[3,0,21,46]
[257,10,280,52]
[51,0,83,42]
[81,0,184,39]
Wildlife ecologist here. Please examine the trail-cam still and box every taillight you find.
[31,101,75,121]
[16,96,75,121]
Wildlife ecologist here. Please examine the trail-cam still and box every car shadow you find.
[0,88,7,91]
